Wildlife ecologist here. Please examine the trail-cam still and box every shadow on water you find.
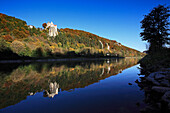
[0,58,141,111]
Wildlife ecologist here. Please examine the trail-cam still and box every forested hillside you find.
[0,13,145,59]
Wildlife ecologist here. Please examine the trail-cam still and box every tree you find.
[42,23,47,29]
[140,5,170,53]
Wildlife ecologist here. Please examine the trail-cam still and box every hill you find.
[0,13,145,59]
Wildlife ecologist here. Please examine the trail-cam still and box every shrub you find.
[10,40,27,56]
[40,32,47,39]
[13,29,28,39]
[0,38,10,52]
[32,47,43,57]
[43,44,52,57]
[53,48,66,56]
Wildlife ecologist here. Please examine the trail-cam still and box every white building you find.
[28,25,34,29]
[46,22,58,37]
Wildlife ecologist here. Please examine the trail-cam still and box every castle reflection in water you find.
[0,58,140,109]
[44,82,59,98]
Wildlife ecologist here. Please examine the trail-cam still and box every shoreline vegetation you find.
[138,49,170,113]
[0,13,145,60]
[137,5,170,113]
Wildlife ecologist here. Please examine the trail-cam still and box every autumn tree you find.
[42,23,47,29]
[140,5,170,53]
[3,35,13,42]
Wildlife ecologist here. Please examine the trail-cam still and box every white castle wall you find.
[46,22,58,37]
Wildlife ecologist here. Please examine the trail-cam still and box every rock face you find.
[46,22,58,37]
[106,43,110,50]
[98,40,103,49]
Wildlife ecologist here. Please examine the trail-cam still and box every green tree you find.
[140,5,170,53]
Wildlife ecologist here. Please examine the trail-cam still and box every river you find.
[0,58,145,113]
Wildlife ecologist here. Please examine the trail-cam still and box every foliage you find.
[2,35,13,42]
[140,5,170,53]
[0,13,145,59]
[40,32,47,39]
[0,38,10,52]
[10,40,31,56]
[139,47,170,78]
[59,28,145,57]
[42,23,47,29]
[32,47,43,57]
[13,29,28,39]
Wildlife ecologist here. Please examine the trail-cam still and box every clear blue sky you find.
[0,0,169,52]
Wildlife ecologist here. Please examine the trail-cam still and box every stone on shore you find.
[152,86,170,93]
[155,73,165,80]
[146,76,160,85]
[162,91,170,103]
[160,79,170,87]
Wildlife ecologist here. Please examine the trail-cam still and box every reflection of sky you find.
[0,65,145,113]
[0,0,169,51]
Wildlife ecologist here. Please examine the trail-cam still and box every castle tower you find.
[46,21,58,37]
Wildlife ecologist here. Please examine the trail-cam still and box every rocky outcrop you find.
[152,86,170,93]
[98,40,103,49]
[138,68,170,113]
[146,70,170,86]
[106,43,110,50]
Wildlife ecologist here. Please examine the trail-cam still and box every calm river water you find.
[0,58,145,113]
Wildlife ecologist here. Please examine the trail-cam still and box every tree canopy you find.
[42,23,47,29]
[140,5,170,52]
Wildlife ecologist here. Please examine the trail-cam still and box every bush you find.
[53,48,66,56]
[0,38,10,52]
[40,32,47,39]
[13,29,28,39]
[32,47,43,57]
[10,40,28,56]
[3,35,13,42]
[43,44,52,57]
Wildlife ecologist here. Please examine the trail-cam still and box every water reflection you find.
[0,58,140,109]
[44,82,59,98]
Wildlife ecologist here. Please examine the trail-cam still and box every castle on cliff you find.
[46,22,58,37]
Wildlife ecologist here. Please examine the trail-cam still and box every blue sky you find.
[0,0,169,51]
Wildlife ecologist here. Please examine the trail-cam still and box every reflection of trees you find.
[0,58,140,109]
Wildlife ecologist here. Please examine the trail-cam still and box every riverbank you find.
[0,56,127,63]
[137,50,170,113]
